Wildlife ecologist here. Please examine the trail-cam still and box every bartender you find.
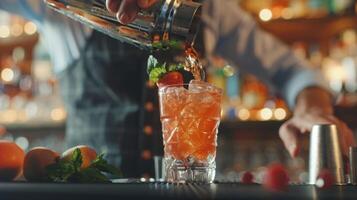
[107,0,356,158]
[1,0,354,178]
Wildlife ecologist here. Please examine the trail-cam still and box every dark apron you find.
[57,30,162,178]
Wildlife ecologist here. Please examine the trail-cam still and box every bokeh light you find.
[0,25,10,38]
[10,24,23,37]
[1,68,15,82]
[237,108,250,121]
[259,108,273,121]
[24,21,37,35]
[259,9,273,22]
[50,108,66,121]
[274,108,287,120]
[281,8,293,20]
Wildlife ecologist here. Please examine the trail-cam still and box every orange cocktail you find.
[159,80,222,183]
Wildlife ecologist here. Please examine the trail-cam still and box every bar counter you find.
[1,180,357,200]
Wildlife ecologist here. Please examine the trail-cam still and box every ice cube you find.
[189,80,223,94]
[164,86,188,108]
[188,80,206,93]
[164,85,188,96]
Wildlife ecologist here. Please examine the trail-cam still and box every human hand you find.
[106,0,157,24]
[279,87,356,158]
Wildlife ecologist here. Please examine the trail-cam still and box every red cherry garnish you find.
[316,169,335,189]
[263,163,289,191]
[241,171,254,184]
[157,72,184,87]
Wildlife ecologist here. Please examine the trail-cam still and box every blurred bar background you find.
[1,0,357,182]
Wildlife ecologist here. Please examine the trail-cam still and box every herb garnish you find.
[46,148,121,183]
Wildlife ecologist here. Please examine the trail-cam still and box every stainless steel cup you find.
[349,147,357,185]
[308,124,347,185]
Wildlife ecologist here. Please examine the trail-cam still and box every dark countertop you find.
[1,181,357,200]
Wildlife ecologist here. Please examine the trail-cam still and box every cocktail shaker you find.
[45,0,202,50]
[308,124,347,185]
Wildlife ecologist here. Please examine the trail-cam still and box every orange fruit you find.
[61,145,97,169]
[23,147,59,182]
[0,140,25,181]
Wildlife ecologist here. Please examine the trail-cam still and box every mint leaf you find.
[147,55,159,74]
[46,161,76,182]
[168,64,184,72]
[168,40,183,50]
[152,40,184,51]
[147,55,167,83]
[45,148,83,182]
[91,154,121,177]
[73,167,110,183]
[149,66,166,83]
[45,150,121,183]
[152,41,163,50]
[71,148,82,172]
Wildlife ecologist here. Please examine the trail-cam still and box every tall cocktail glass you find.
[159,81,222,183]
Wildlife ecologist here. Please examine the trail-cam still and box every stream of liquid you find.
[183,46,205,81]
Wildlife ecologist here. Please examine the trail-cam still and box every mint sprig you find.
[71,148,83,172]
[152,40,184,51]
[46,148,121,183]
[46,160,76,182]
[147,55,183,83]
[91,154,121,176]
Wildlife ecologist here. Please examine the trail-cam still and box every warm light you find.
[50,108,66,121]
[17,111,28,122]
[237,108,250,121]
[24,21,37,35]
[323,59,346,81]
[221,109,226,118]
[259,9,273,22]
[259,108,273,121]
[1,68,14,82]
[32,61,53,81]
[3,109,17,123]
[143,126,153,135]
[322,59,346,92]
[10,24,23,37]
[342,29,356,45]
[141,150,152,160]
[223,65,235,77]
[0,25,10,38]
[274,108,287,120]
[281,8,293,19]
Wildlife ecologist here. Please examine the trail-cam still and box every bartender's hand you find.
[106,0,157,24]
[279,87,356,158]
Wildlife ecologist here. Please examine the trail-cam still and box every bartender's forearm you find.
[281,86,355,157]
[294,87,334,115]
